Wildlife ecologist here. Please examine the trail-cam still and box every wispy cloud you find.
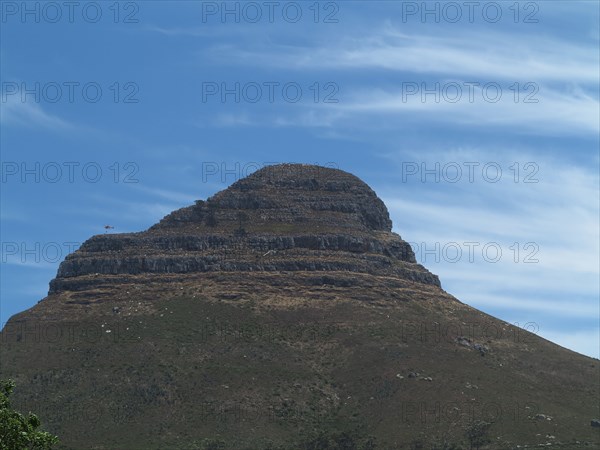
[542,328,600,359]
[378,148,599,355]
[144,24,263,38]
[205,26,598,83]
[1,94,74,130]
[454,291,598,319]
[326,83,599,134]
[207,110,341,128]
[127,184,197,204]
[211,113,255,127]
[145,25,214,37]
[198,24,599,134]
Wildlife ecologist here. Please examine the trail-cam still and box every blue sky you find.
[1,1,599,357]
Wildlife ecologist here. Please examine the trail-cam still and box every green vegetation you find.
[466,421,492,450]
[0,379,58,450]
[2,281,599,448]
[299,430,377,449]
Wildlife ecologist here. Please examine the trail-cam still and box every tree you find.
[0,379,58,449]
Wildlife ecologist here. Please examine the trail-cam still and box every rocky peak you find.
[49,164,440,294]
[153,163,393,233]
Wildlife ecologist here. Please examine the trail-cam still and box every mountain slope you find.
[1,164,598,449]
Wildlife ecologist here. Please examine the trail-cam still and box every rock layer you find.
[49,164,440,293]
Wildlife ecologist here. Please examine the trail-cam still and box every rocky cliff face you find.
[49,164,440,294]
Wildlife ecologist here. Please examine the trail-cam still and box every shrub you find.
[0,379,59,449]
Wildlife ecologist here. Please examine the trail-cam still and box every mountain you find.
[1,164,598,449]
